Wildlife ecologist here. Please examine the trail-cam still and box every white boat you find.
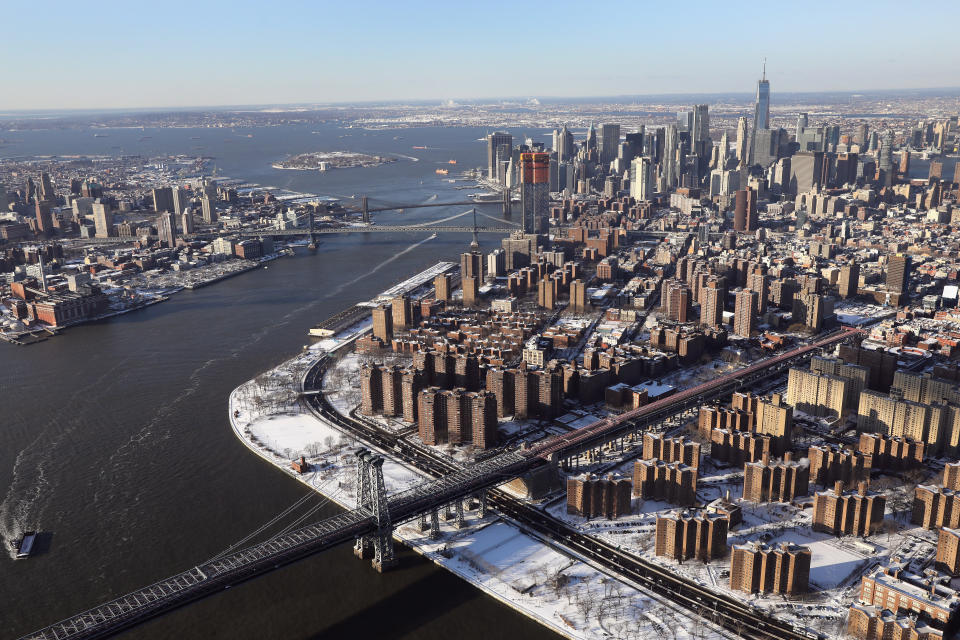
[15,531,37,558]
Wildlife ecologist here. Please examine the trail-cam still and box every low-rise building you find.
[858,563,960,630]
[847,604,944,640]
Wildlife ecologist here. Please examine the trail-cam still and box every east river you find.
[0,124,559,639]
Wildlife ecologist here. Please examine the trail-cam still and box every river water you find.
[0,124,559,639]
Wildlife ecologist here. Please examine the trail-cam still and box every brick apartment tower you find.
[655,510,728,562]
[729,542,810,595]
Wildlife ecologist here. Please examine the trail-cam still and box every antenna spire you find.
[762,58,767,81]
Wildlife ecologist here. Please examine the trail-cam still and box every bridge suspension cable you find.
[202,491,320,564]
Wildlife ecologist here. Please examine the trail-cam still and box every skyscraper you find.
[748,63,771,166]
[734,288,758,337]
[172,187,189,216]
[156,210,178,248]
[152,187,175,213]
[878,131,893,187]
[92,201,113,238]
[519,152,549,234]
[201,195,217,224]
[630,157,653,201]
[735,117,749,168]
[554,125,573,162]
[662,125,679,187]
[599,123,621,165]
[486,132,513,180]
[886,254,911,296]
[734,187,758,232]
[39,172,55,202]
[181,211,195,235]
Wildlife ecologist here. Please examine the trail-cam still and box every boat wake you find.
[0,359,133,557]
[325,235,437,299]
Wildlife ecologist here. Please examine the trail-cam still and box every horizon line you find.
[2,85,960,117]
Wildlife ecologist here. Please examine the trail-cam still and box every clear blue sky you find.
[3,0,958,110]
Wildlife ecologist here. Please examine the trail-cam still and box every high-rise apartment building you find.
[655,510,728,562]
[743,452,809,502]
[808,444,872,489]
[701,276,725,328]
[519,152,549,234]
[886,254,912,297]
[730,542,810,595]
[913,484,960,530]
[461,275,479,307]
[372,303,393,342]
[858,433,924,471]
[642,433,700,469]
[633,460,697,506]
[839,263,860,299]
[937,527,960,575]
[434,273,451,302]
[662,279,692,323]
[733,187,758,232]
[417,387,497,449]
[733,288,758,337]
[570,279,587,312]
[391,294,414,330]
[566,473,632,519]
[786,367,849,418]
[813,481,885,537]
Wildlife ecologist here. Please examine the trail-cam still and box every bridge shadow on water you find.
[308,556,479,639]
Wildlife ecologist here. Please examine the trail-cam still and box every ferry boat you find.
[14,531,37,558]
[435,169,449,175]
[448,159,457,164]
[412,146,428,150]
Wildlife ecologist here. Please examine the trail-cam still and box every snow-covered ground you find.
[228,348,733,640]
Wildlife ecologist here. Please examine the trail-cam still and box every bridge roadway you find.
[239,225,518,237]
[21,330,859,640]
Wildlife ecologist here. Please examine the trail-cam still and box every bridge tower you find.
[361,196,370,224]
[307,210,317,250]
[353,449,373,560]
[470,208,480,251]
[353,449,396,572]
[502,185,511,219]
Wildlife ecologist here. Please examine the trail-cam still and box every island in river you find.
[272,150,396,171]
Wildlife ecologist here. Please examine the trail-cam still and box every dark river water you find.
[0,124,559,639]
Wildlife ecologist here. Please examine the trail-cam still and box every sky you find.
[3,0,959,111]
